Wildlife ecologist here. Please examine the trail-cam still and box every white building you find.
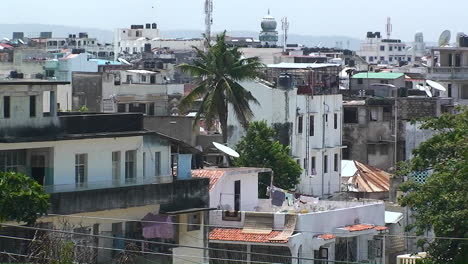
[194,168,387,264]
[0,80,211,264]
[357,32,412,66]
[228,63,343,197]
[427,45,468,105]
[114,24,204,59]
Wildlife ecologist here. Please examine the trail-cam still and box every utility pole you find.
[205,0,213,47]
[281,17,289,53]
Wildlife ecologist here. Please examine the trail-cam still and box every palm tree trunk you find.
[219,104,228,144]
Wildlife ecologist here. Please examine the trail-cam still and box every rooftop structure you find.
[259,10,279,47]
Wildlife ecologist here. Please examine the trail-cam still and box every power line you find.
[0,225,368,264]
[44,213,468,240]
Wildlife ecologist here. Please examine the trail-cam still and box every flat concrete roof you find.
[0,80,70,85]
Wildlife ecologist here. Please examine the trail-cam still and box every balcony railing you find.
[43,175,173,193]
[428,67,468,75]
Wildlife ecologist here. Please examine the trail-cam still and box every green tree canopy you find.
[0,172,49,224]
[234,121,302,193]
[398,107,468,264]
[178,31,264,143]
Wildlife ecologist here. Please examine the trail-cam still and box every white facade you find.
[210,200,386,264]
[227,81,343,197]
[357,32,412,65]
[428,47,468,105]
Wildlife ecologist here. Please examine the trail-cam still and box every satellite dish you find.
[419,85,432,97]
[415,84,426,91]
[117,58,132,65]
[426,80,447,91]
[213,142,240,158]
[2,37,10,42]
[438,30,451,47]
[18,39,25,44]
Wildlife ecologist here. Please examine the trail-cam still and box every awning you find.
[385,211,403,224]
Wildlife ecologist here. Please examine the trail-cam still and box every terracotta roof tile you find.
[318,234,336,240]
[374,226,389,231]
[209,228,288,243]
[192,169,226,190]
[343,224,375,232]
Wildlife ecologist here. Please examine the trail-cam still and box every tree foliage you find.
[178,31,264,142]
[398,107,468,264]
[0,172,49,224]
[234,121,302,193]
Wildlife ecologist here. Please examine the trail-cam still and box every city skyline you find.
[3,0,467,42]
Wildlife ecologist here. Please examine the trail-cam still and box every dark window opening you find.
[29,96,36,117]
[368,144,376,155]
[3,96,10,118]
[357,78,363,85]
[324,155,328,173]
[380,145,389,155]
[311,157,316,175]
[234,180,241,211]
[187,213,201,231]
[297,116,303,134]
[334,153,339,172]
[117,104,126,113]
[309,115,314,136]
[344,108,358,123]
[334,113,338,129]
[448,84,452,97]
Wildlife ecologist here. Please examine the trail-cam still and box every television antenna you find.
[281,17,289,53]
[386,17,392,39]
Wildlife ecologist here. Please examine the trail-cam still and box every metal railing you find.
[43,175,173,193]
[428,67,468,75]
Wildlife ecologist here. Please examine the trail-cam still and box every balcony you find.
[48,177,210,215]
[428,67,468,80]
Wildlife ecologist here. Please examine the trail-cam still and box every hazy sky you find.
[4,0,467,41]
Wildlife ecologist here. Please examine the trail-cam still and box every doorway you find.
[31,154,46,185]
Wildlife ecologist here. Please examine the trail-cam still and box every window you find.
[112,151,121,183]
[398,46,402,51]
[448,84,452,97]
[0,150,26,172]
[75,154,87,186]
[187,213,201,231]
[369,107,378,121]
[369,56,374,62]
[324,155,328,173]
[234,180,241,211]
[344,108,358,123]
[334,113,338,129]
[325,114,328,123]
[389,46,393,51]
[148,103,155,116]
[368,144,376,155]
[125,150,136,181]
[389,56,393,62]
[334,154,339,172]
[222,211,241,221]
[380,56,385,61]
[461,84,468,99]
[357,78,363,85]
[311,157,316,175]
[380,45,385,51]
[3,96,10,118]
[309,115,314,136]
[154,152,161,176]
[142,152,146,178]
[126,75,133,83]
[383,106,392,121]
[380,145,389,155]
[297,116,303,133]
[29,96,36,117]
[117,104,126,113]
[407,57,412,62]
[141,75,147,83]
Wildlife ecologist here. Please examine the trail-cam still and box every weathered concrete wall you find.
[49,178,209,214]
[144,116,199,146]
[72,72,103,112]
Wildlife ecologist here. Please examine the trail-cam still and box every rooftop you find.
[209,228,287,244]
[267,62,340,69]
[351,72,404,79]
[192,167,271,191]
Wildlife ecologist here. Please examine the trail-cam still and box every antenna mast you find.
[386,17,392,39]
[205,0,213,44]
[281,17,289,53]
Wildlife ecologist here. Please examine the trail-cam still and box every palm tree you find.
[178,31,264,143]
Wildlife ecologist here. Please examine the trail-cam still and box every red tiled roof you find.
[343,224,375,232]
[192,169,226,191]
[375,226,389,231]
[318,234,336,240]
[209,228,288,243]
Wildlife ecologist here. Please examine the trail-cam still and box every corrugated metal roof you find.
[346,160,391,193]
[352,72,404,79]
